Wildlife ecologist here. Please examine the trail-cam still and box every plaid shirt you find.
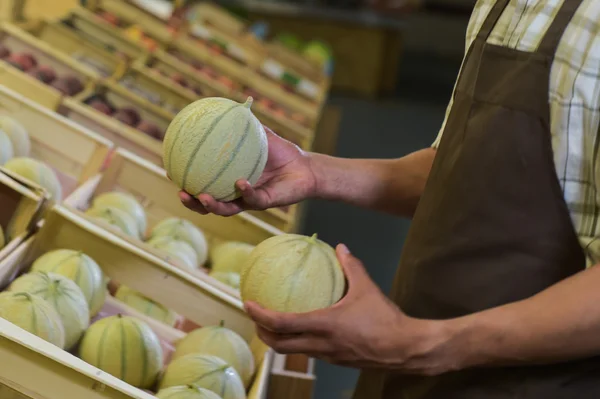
[433,0,600,266]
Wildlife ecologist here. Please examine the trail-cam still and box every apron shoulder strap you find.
[537,0,585,57]
[476,0,511,41]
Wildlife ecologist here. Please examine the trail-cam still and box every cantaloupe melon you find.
[85,204,140,238]
[209,271,240,290]
[79,314,163,389]
[0,116,30,157]
[160,354,246,399]
[115,285,179,327]
[163,97,268,202]
[211,241,254,273]
[31,249,106,316]
[4,157,62,201]
[0,291,65,348]
[149,218,208,266]
[156,385,222,399]
[92,191,147,236]
[173,322,255,388]
[240,233,345,313]
[0,129,14,165]
[147,235,198,270]
[8,271,89,349]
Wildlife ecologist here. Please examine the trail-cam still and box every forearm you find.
[308,148,436,217]
[437,264,600,371]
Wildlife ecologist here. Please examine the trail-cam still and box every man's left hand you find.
[244,244,454,374]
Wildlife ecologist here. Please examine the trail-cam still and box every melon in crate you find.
[210,241,254,273]
[148,218,208,266]
[0,130,14,165]
[0,116,30,157]
[79,314,163,389]
[163,97,268,202]
[240,234,345,313]
[209,271,240,290]
[4,157,62,201]
[173,322,255,388]
[0,291,65,348]
[160,354,246,399]
[156,385,222,399]
[147,235,198,270]
[8,271,89,350]
[115,285,179,327]
[92,191,148,236]
[85,204,141,238]
[31,249,107,316]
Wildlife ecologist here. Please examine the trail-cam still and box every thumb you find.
[336,244,370,287]
[236,180,270,209]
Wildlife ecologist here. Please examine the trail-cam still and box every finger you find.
[179,191,208,215]
[336,244,373,292]
[245,301,331,334]
[256,326,331,355]
[196,193,244,216]
[236,180,270,209]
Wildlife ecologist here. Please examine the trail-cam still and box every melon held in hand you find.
[163,96,268,202]
[240,233,345,313]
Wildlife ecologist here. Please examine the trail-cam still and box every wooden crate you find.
[0,169,47,263]
[25,19,128,78]
[0,23,100,110]
[58,80,168,167]
[0,85,113,199]
[0,210,274,399]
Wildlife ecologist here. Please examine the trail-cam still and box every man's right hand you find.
[179,126,317,217]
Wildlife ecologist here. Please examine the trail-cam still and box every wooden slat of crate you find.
[0,61,61,110]
[188,2,248,36]
[0,86,113,197]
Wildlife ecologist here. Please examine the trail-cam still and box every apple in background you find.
[51,75,84,96]
[6,53,37,71]
[18,53,38,71]
[89,99,113,115]
[201,66,217,80]
[217,75,235,90]
[99,11,120,26]
[114,106,141,127]
[273,106,287,118]
[193,86,203,96]
[258,97,274,110]
[0,45,10,59]
[191,60,204,70]
[137,120,163,140]
[27,65,57,84]
[171,73,188,88]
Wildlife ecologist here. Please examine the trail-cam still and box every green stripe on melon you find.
[149,218,208,266]
[92,191,148,236]
[0,291,65,348]
[79,314,163,389]
[160,354,246,399]
[115,285,179,327]
[86,204,141,238]
[173,322,255,388]
[8,271,89,350]
[163,97,268,202]
[0,116,30,157]
[31,249,107,317]
[156,385,222,399]
[240,233,345,313]
[4,157,62,201]
[0,129,14,165]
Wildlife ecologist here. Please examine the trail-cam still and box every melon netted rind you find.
[163,96,268,202]
[156,385,222,399]
[0,291,65,348]
[8,271,89,350]
[209,271,240,290]
[31,249,106,316]
[240,233,345,313]
[4,157,62,201]
[173,323,255,388]
[146,235,199,270]
[86,204,141,238]
[92,191,148,236]
[115,285,179,327]
[0,129,14,166]
[79,314,164,389]
[149,217,208,266]
[0,116,30,157]
[210,241,255,273]
[160,353,246,399]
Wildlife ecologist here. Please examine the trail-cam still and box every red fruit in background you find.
[137,120,163,140]
[258,97,274,109]
[5,55,27,71]
[113,111,136,127]
[118,106,141,126]
[0,45,10,59]
[99,11,119,26]
[201,66,217,79]
[89,99,113,115]
[6,53,36,71]
[193,86,203,96]
[217,75,235,90]
[18,53,37,71]
[291,112,307,125]
[27,65,57,84]
[50,79,70,95]
[52,76,84,96]
[273,106,286,118]
[171,73,188,88]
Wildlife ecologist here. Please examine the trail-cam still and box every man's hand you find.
[179,126,316,216]
[244,245,454,374]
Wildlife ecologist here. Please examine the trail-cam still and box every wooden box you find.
[0,85,113,199]
[0,23,100,110]
[0,206,273,399]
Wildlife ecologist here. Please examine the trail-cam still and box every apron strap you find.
[537,0,584,57]
[476,0,512,41]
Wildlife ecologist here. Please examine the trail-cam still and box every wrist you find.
[306,152,335,200]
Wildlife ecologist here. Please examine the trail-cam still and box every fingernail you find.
[199,198,208,207]
[339,244,350,254]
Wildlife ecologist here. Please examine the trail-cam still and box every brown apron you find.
[353,0,600,397]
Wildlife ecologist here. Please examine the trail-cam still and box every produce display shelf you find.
[0,85,113,199]
[0,23,101,110]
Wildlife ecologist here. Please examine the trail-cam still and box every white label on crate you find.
[191,24,213,40]
[228,44,247,62]
[261,59,284,79]
[298,80,319,99]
